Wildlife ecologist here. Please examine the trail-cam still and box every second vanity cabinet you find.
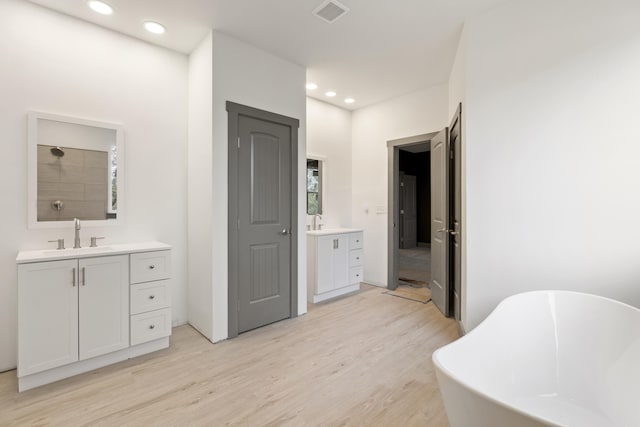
[307,229,364,303]
[16,242,172,391]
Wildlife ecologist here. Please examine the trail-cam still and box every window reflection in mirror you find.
[307,159,322,215]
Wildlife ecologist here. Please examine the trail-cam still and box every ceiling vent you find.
[312,0,350,24]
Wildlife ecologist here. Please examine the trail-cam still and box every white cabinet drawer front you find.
[349,232,363,249]
[130,308,171,346]
[349,249,364,267]
[350,267,364,284]
[130,251,171,284]
[131,281,169,315]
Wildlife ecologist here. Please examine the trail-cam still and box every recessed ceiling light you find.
[306,83,318,90]
[88,0,113,15]
[325,91,337,97]
[144,21,166,34]
[344,97,355,104]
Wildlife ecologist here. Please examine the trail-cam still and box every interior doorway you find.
[398,146,431,288]
[388,104,463,324]
[387,134,436,305]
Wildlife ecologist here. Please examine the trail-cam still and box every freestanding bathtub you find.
[433,291,640,427]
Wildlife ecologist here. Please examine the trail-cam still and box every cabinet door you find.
[332,235,350,289]
[18,259,79,376]
[79,255,129,360]
[316,236,335,294]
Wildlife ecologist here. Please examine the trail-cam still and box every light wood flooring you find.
[399,245,431,284]
[0,284,458,426]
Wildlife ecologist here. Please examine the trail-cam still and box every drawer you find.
[350,267,364,284]
[131,280,169,315]
[349,232,363,249]
[349,249,364,267]
[130,308,172,346]
[130,250,171,284]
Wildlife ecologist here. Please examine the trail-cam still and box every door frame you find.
[226,101,299,338]
[386,132,437,291]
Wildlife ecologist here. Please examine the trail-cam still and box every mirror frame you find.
[306,153,327,216]
[27,111,125,229]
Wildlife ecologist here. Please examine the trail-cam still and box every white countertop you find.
[16,241,171,264]
[306,228,363,236]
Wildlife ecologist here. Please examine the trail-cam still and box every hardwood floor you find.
[0,284,458,426]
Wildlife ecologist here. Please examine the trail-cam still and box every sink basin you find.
[43,247,113,256]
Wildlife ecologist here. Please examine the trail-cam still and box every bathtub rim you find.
[432,290,640,427]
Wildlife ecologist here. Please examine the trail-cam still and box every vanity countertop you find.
[306,228,363,236]
[16,241,171,264]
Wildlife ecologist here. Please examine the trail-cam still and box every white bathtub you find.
[433,291,640,427]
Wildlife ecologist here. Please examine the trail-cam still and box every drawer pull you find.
[148,265,156,270]
[356,274,360,277]
[149,295,156,300]
[149,324,155,330]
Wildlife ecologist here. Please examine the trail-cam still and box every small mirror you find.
[306,158,322,215]
[28,112,124,228]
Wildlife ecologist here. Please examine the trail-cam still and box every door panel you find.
[316,236,334,294]
[402,175,418,248]
[431,128,450,316]
[332,235,349,289]
[18,259,79,376]
[238,115,291,333]
[79,255,129,360]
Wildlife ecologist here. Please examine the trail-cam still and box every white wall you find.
[188,31,307,342]
[306,98,352,228]
[463,0,640,329]
[0,0,188,371]
[351,85,448,286]
[187,32,214,340]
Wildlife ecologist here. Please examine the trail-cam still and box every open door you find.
[430,128,450,316]
[450,104,462,321]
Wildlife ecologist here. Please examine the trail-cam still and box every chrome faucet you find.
[73,218,81,249]
[312,214,322,230]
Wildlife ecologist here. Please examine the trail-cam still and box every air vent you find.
[312,0,350,24]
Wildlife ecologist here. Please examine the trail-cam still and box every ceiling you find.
[27,0,508,110]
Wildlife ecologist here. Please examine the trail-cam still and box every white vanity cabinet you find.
[18,255,129,377]
[307,229,364,303]
[16,242,172,391]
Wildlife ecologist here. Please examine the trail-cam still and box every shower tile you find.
[38,182,83,200]
[84,184,108,201]
[84,150,108,168]
[37,164,60,182]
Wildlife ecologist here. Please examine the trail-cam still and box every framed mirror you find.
[27,112,124,229]
[306,157,323,215]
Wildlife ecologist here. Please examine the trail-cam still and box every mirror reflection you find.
[306,159,322,215]
[28,112,122,226]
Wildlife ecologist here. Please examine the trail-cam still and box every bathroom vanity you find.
[307,228,364,303]
[16,241,172,391]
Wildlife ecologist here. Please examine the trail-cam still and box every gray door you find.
[430,128,450,316]
[237,115,292,333]
[450,104,462,321]
[401,175,417,248]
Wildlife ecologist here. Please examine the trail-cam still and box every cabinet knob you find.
[149,324,155,330]
[148,265,155,270]
[149,295,155,300]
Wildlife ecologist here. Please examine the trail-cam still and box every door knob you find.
[437,229,459,236]
[279,228,290,235]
